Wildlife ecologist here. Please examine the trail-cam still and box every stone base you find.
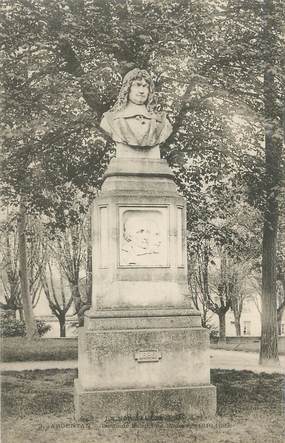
[74,380,216,421]
[77,314,212,390]
[75,312,216,420]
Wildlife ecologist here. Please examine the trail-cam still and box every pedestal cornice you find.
[103,157,175,181]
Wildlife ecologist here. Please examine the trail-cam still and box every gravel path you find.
[210,349,285,374]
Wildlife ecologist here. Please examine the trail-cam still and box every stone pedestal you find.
[74,157,216,420]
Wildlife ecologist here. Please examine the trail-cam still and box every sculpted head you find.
[100,68,172,149]
[111,68,155,112]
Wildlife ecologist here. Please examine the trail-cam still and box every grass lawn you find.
[1,369,284,443]
[0,337,78,362]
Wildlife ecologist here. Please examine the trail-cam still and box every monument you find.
[74,69,216,420]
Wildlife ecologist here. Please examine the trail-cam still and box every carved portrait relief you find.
[119,208,168,266]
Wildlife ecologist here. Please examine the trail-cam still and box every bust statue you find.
[100,68,172,159]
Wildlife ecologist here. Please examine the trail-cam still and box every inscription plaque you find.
[134,350,162,363]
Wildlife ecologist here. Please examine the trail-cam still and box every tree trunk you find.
[201,308,207,329]
[18,200,39,339]
[259,0,281,365]
[232,301,242,336]
[277,306,285,335]
[234,317,241,336]
[218,312,226,342]
[59,315,66,338]
[260,210,279,363]
[70,283,82,315]
[277,318,282,336]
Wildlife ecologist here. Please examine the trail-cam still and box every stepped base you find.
[74,380,216,421]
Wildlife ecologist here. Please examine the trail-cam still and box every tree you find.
[192,244,232,341]
[159,0,284,363]
[48,215,91,325]
[17,200,39,338]
[169,0,284,364]
[0,209,47,315]
[0,213,21,316]
[228,263,250,336]
[41,260,73,337]
[188,253,213,329]
[0,207,47,338]
[259,0,283,365]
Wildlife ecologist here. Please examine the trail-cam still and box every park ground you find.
[1,338,285,442]
[1,368,284,443]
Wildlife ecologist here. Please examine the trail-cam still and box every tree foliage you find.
[1,1,284,354]
[1,0,268,231]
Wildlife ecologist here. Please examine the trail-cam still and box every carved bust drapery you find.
[100,69,172,156]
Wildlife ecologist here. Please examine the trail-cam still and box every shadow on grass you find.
[211,369,284,416]
[2,369,77,417]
